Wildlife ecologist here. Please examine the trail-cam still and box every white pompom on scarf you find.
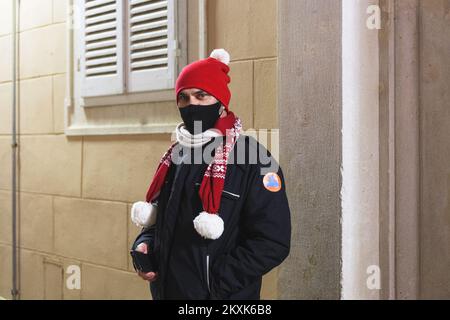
[210,48,230,65]
[131,201,157,228]
[193,211,224,240]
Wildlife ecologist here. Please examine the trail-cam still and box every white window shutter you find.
[127,0,177,92]
[80,0,125,97]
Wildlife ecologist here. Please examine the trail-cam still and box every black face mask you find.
[179,101,223,134]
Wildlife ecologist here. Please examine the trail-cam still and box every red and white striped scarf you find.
[145,112,242,217]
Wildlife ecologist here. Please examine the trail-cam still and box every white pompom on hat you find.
[210,48,231,65]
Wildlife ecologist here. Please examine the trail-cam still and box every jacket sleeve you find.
[131,225,156,252]
[130,226,156,273]
[210,159,292,299]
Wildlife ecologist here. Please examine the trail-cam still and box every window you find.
[66,0,195,136]
[80,0,178,97]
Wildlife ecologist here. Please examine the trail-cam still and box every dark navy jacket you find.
[132,135,291,300]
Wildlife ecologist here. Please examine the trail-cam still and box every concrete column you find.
[394,0,420,300]
[341,0,381,300]
[278,0,342,299]
[278,0,450,300]
[419,0,450,299]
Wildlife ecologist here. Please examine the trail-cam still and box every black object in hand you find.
[130,250,156,273]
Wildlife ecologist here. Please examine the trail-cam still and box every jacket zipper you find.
[206,254,211,293]
[222,190,240,198]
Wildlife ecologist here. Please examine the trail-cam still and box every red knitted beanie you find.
[175,49,231,110]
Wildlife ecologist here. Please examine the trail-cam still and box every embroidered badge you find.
[263,172,282,192]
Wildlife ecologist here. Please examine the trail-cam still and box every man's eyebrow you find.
[179,90,210,96]
[193,90,209,95]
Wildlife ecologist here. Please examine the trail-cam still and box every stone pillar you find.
[277,0,342,299]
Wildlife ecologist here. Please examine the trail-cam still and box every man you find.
[131,49,291,300]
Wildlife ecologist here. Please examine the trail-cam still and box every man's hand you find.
[135,242,158,282]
